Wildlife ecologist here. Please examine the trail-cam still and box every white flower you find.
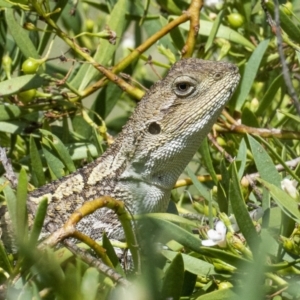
[202,221,227,248]
[281,178,299,200]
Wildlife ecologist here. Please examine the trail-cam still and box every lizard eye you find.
[173,76,197,97]
[177,82,190,91]
[214,72,223,80]
[174,81,196,97]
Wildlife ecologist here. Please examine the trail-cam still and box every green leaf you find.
[0,105,22,121]
[179,20,255,50]
[16,167,28,243]
[2,180,17,237]
[81,268,99,300]
[186,166,210,200]
[0,121,26,134]
[256,73,283,116]
[0,0,13,8]
[141,213,198,227]
[37,0,69,55]
[247,134,281,187]
[144,215,250,268]
[236,138,247,180]
[39,130,76,173]
[28,198,48,247]
[259,179,300,223]
[5,8,39,59]
[229,162,260,254]
[30,136,46,187]
[102,233,125,276]
[0,75,46,96]
[0,240,12,274]
[217,182,228,213]
[161,253,184,300]
[205,10,224,53]
[234,39,269,110]
[199,137,218,184]
[277,109,300,123]
[93,81,123,119]
[70,0,133,90]
[266,1,300,43]
[91,127,103,156]
[41,140,65,180]
[196,288,238,300]
[161,250,217,276]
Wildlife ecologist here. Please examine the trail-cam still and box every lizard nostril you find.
[148,122,161,134]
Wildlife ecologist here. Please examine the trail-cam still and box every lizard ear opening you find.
[148,122,161,134]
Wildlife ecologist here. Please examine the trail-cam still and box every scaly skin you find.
[2,58,240,243]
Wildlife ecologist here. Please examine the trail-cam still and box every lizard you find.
[1,58,240,244]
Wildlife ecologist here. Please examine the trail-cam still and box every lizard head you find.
[131,58,240,149]
[119,58,240,211]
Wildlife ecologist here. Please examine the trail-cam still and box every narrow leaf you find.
[205,10,224,52]
[180,20,255,50]
[16,168,28,243]
[81,268,99,300]
[28,198,48,247]
[256,73,283,115]
[234,39,269,110]
[161,250,217,276]
[199,137,218,184]
[102,233,125,276]
[0,105,22,121]
[161,253,184,300]
[196,288,238,300]
[30,136,45,187]
[247,134,281,187]
[5,9,39,58]
[236,138,247,180]
[229,162,260,254]
[259,179,300,223]
[186,166,210,200]
[0,75,46,96]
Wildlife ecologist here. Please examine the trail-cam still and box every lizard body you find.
[4,58,240,242]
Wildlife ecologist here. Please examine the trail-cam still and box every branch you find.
[181,0,203,58]
[0,147,18,188]
[215,123,300,140]
[40,196,141,272]
[63,240,131,287]
[173,157,300,188]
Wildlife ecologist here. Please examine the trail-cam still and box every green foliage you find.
[1,0,300,299]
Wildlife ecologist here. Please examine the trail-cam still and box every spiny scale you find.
[17,59,241,242]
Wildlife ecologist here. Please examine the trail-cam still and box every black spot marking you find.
[148,122,161,134]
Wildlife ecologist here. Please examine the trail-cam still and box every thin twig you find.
[207,133,234,163]
[174,157,300,189]
[63,240,131,287]
[0,147,18,188]
[215,123,300,140]
[272,0,300,115]
[182,0,203,57]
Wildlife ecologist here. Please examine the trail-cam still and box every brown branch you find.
[63,240,130,287]
[215,123,300,140]
[174,157,300,189]
[39,196,141,273]
[40,196,126,248]
[273,0,300,115]
[71,230,114,268]
[207,133,234,163]
[181,0,203,58]
[261,0,300,115]
[0,147,18,188]
[81,0,203,100]
[174,174,222,188]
